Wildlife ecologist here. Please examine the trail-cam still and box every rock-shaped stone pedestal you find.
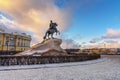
[16,39,67,56]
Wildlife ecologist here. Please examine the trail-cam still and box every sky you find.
[0,0,120,49]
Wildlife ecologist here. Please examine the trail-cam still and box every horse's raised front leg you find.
[55,30,60,36]
[56,32,57,35]
[58,30,60,35]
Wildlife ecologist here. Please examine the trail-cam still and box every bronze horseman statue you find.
[43,20,60,39]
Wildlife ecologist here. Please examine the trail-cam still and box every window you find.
[0,41,1,45]
[18,42,20,46]
[24,43,25,47]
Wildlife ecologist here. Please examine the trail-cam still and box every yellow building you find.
[89,49,100,54]
[0,28,31,52]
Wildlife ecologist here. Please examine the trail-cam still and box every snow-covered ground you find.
[0,55,120,80]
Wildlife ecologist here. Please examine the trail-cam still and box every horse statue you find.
[43,21,60,39]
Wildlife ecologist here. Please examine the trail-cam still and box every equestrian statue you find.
[43,20,60,39]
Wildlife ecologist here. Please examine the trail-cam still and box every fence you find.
[0,51,21,55]
[0,54,100,66]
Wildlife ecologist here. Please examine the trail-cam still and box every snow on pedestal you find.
[16,39,67,56]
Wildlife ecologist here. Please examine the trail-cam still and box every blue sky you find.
[0,0,120,48]
[69,0,120,37]
[56,0,120,42]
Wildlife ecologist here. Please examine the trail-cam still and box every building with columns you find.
[0,28,31,53]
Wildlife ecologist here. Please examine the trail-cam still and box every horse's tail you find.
[43,31,48,39]
[43,36,46,39]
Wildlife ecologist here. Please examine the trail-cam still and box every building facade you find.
[0,29,31,52]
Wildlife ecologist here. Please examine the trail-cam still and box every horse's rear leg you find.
[51,33,54,39]
[48,33,50,39]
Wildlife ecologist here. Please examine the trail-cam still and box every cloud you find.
[89,38,102,43]
[88,28,120,48]
[102,28,120,39]
[103,40,120,48]
[104,40,118,44]
[0,15,18,31]
[61,39,80,49]
[90,28,120,44]
[0,0,71,46]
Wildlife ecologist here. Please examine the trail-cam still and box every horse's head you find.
[54,23,58,26]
